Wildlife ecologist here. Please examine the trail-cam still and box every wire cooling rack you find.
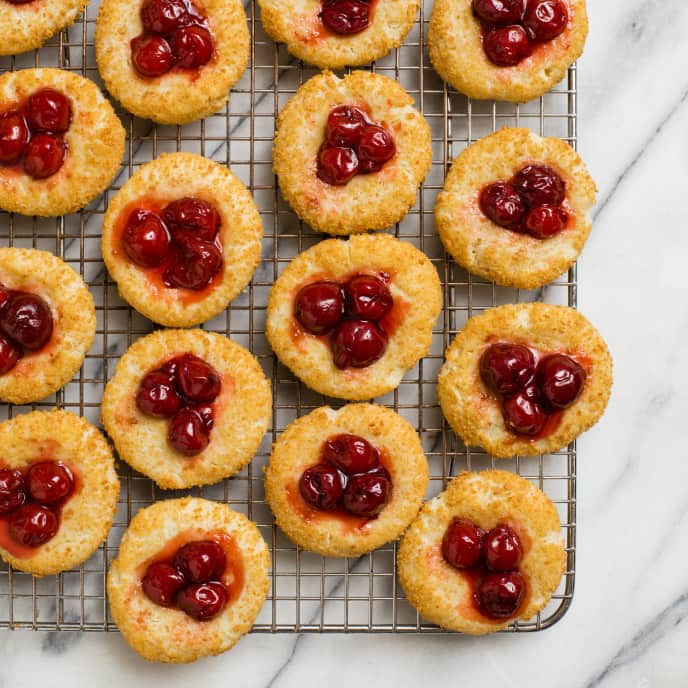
[0,0,578,632]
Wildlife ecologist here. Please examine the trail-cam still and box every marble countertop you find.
[2,0,686,685]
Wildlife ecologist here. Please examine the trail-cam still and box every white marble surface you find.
[2,0,687,684]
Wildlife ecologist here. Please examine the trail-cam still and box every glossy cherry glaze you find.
[319,0,373,35]
[442,518,486,569]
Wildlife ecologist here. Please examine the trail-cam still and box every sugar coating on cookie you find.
[0,68,125,217]
[266,233,442,400]
[265,403,429,557]
[108,497,270,663]
[273,71,431,235]
[0,248,96,405]
[436,128,597,289]
[0,410,120,577]
[398,470,565,634]
[428,0,587,103]
[96,0,249,124]
[438,303,612,458]
[258,0,420,69]
[101,152,263,328]
[102,329,271,489]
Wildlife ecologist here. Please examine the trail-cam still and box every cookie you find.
[96,0,250,124]
[101,153,263,328]
[257,0,420,69]
[108,497,270,663]
[428,0,588,102]
[0,410,120,577]
[435,128,597,289]
[398,470,566,634]
[273,70,431,235]
[438,303,612,458]
[266,233,442,400]
[0,248,96,405]
[101,328,271,489]
[0,68,125,217]
[264,403,429,557]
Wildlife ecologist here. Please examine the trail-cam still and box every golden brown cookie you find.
[96,0,250,124]
[108,497,270,663]
[266,233,442,400]
[438,303,612,458]
[428,0,588,102]
[101,328,271,489]
[398,470,565,634]
[101,153,263,328]
[0,68,125,217]
[257,0,420,69]
[273,71,431,235]
[264,403,429,557]
[0,410,120,577]
[0,248,96,405]
[435,128,597,289]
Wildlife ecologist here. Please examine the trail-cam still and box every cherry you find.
[131,34,174,78]
[317,145,359,186]
[190,403,214,430]
[26,89,71,134]
[536,354,586,409]
[522,204,568,238]
[137,370,182,418]
[122,209,171,268]
[177,581,228,621]
[480,342,534,397]
[343,275,393,321]
[163,197,220,242]
[0,286,10,312]
[0,334,19,375]
[174,353,221,403]
[331,320,387,369]
[295,281,344,335]
[174,540,226,583]
[320,0,370,35]
[357,125,396,173]
[342,470,391,517]
[502,382,546,436]
[326,105,367,148]
[169,26,214,69]
[512,164,565,206]
[164,233,222,290]
[299,464,344,511]
[323,434,380,475]
[25,462,73,505]
[9,503,58,547]
[483,25,533,66]
[0,469,26,515]
[442,518,486,569]
[484,524,522,571]
[0,292,53,351]
[23,134,66,179]
[168,408,210,455]
[523,0,568,41]
[475,571,525,619]
[141,0,193,34]
[472,0,524,25]
[142,562,187,606]
[0,113,29,165]
[479,182,527,228]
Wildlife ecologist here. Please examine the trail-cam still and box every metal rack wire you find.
[0,0,577,632]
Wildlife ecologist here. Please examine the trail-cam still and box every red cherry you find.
[174,353,221,403]
[26,89,71,134]
[331,320,387,369]
[483,25,533,66]
[299,464,345,511]
[174,540,226,583]
[343,275,393,321]
[475,571,525,619]
[0,113,30,165]
[342,470,391,517]
[472,0,524,25]
[523,0,568,41]
[9,504,58,547]
[442,518,486,569]
[4,0,34,5]
[502,383,546,436]
[190,403,215,430]
[162,197,220,242]
[317,145,359,186]
[0,469,26,515]
[164,233,223,290]
[168,408,210,455]
[320,0,370,35]
[484,524,522,571]
[0,292,53,351]
[480,342,534,397]
[326,105,367,148]
[122,209,171,268]
[357,124,396,173]
[177,581,228,621]
[522,204,568,239]
[479,182,527,228]
[323,434,380,475]
[0,334,19,375]
[0,285,11,312]
[131,34,174,78]
[169,26,214,69]
[25,462,73,505]
[140,0,193,34]
[536,354,586,409]
[294,281,344,335]
[23,134,66,179]
[142,562,187,606]
[137,370,182,418]
[512,164,566,206]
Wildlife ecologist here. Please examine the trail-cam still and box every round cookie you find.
[101,328,271,489]
[273,70,431,235]
[438,303,612,458]
[266,233,442,400]
[397,469,566,634]
[257,0,420,69]
[101,153,263,328]
[264,403,429,557]
[435,128,597,289]
[0,248,96,405]
[0,410,120,577]
[96,0,250,124]
[0,68,125,217]
[108,497,270,663]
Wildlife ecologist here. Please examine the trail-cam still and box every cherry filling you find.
[298,434,392,519]
[319,0,374,35]
[480,341,587,438]
[479,163,569,239]
[132,0,214,78]
[317,105,396,186]
[472,0,569,67]
[0,88,72,180]
[136,353,221,456]
[443,518,526,620]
